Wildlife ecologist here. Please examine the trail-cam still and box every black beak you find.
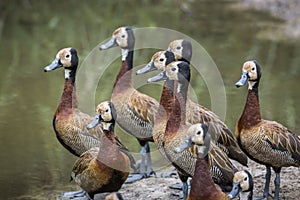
[235,71,248,88]
[228,182,241,199]
[86,114,102,129]
[147,71,167,83]
[174,136,193,153]
[99,37,118,50]
[44,58,63,72]
[136,61,157,75]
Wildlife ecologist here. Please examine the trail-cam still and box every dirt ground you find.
[109,159,300,200]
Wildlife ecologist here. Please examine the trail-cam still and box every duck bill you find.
[99,37,118,50]
[235,71,248,88]
[147,71,167,83]
[44,58,63,72]
[86,114,101,129]
[228,182,241,199]
[174,136,193,153]
[136,61,157,75]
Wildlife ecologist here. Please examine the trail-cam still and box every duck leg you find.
[138,140,155,177]
[274,172,281,200]
[125,141,150,183]
[179,174,189,200]
[263,166,271,198]
[144,142,156,177]
[139,141,147,176]
[57,190,91,200]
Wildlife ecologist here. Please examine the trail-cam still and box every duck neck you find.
[155,79,175,122]
[240,191,253,200]
[113,49,134,93]
[165,80,188,136]
[189,156,219,199]
[238,86,261,131]
[98,122,118,159]
[56,69,78,115]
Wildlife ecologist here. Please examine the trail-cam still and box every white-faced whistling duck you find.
[137,42,248,166]
[235,60,300,200]
[99,27,159,182]
[228,170,253,200]
[43,48,102,156]
[69,101,135,199]
[148,61,237,199]
[174,123,231,200]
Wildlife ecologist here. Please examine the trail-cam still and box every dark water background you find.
[0,0,299,199]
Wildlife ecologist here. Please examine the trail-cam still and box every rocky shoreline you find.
[238,0,300,39]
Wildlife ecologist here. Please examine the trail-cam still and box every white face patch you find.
[168,40,183,60]
[115,27,128,48]
[65,69,72,79]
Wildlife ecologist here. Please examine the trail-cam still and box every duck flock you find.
[43,26,300,200]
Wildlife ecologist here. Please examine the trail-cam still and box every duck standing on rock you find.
[99,27,159,181]
[148,61,237,199]
[69,101,134,199]
[138,47,248,167]
[235,60,300,200]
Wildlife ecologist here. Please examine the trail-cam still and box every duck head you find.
[87,101,117,131]
[136,50,176,75]
[44,48,78,78]
[167,39,192,63]
[228,170,253,199]
[147,61,190,84]
[235,60,262,90]
[174,123,211,158]
[99,26,135,51]
[165,61,191,84]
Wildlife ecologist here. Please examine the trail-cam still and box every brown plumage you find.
[174,124,230,200]
[99,27,159,178]
[137,41,247,166]
[235,60,300,200]
[148,61,237,199]
[71,101,133,199]
[44,48,101,156]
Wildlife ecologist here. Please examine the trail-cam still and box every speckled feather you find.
[238,119,300,167]
[112,88,158,141]
[54,109,102,156]
[186,100,248,166]
[153,62,237,190]
[71,146,129,198]
[163,125,237,188]
[149,50,247,166]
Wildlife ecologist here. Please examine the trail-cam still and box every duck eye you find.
[251,67,255,71]
[171,67,176,71]
[159,58,164,62]
[121,35,125,38]
[244,177,247,181]
[176,46,181,50]
[196,131,201,135]
[105,109,109,112]
[66,54,70,58]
